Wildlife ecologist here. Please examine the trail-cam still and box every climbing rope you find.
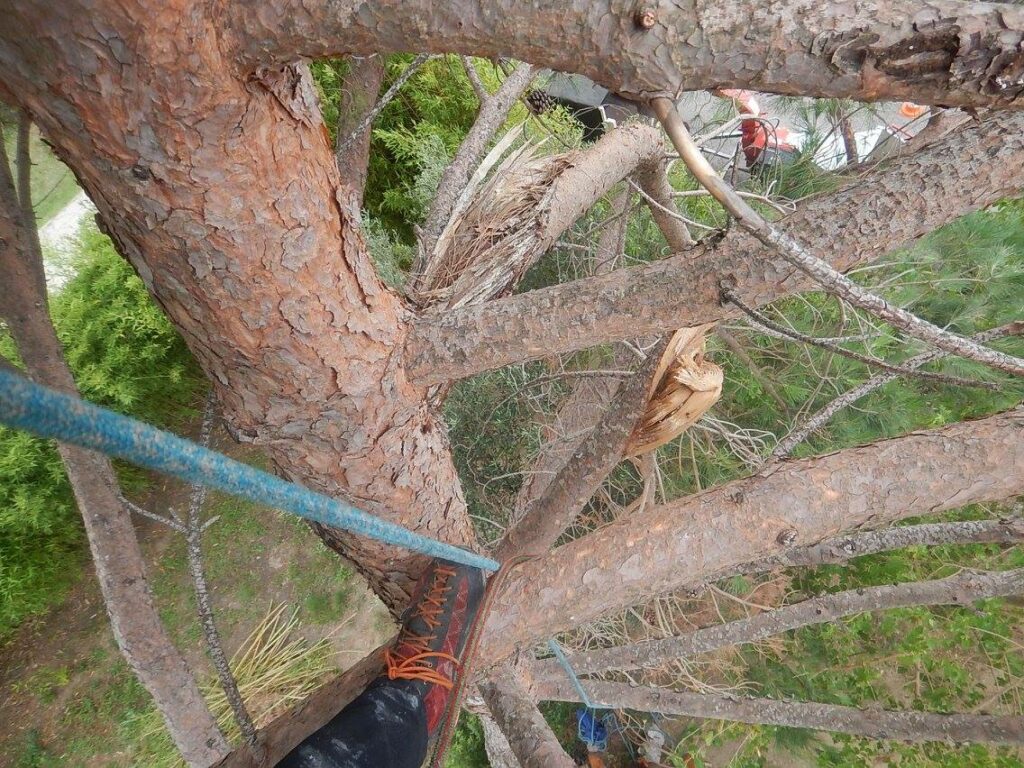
[0,369,499,572]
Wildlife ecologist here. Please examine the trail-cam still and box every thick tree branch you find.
[404,112,1024,384]
[652,97,1024,377]
[334,55,385,204]
[529,568,1024,677]
[230,0,1024,109]
[534,679,1024,745]
[480,666,576,768]
[478,408,1024,662]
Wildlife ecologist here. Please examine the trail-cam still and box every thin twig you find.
[122,497,187,533]
[650,97,1024,379]
[184,392,260,748]
[335,53,434,154]
[768,321,1023,461]
[724,289,999,391]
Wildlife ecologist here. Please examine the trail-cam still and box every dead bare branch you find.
[534,678,1024,745]
[723,288,1000,391]
[529,568,1024,676]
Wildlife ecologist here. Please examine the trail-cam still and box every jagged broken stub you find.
[626,325,723,456]
[816,16,1024,103]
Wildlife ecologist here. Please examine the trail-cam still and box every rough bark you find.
[0,139,229,765]
[0,1,476,610]
[334,55,385,204]
[229,0,1024,109]
[534,679,1024,745]
[479,711,522,768]
[415,62,534,266]
[738,516,1024,576]
[404,111,1024,384]
[495,338,665,559]
[478,408,1024,662]
[635,157,694,251]
[529,568,1024,677]
[480,667,576,768]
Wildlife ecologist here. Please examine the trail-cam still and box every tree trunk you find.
[479,408,1024,661]
[0,138,229,766]
[404,111,1024,383]
[229,0,1024,109]
[0,0,476,610]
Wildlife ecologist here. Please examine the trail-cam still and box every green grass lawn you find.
[3,124,80,227]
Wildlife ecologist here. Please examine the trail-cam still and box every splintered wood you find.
[627,325,723,456]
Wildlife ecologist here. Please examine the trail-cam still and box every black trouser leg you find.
[276,680,429,768]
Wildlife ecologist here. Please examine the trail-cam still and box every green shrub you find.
[0,224,201,636]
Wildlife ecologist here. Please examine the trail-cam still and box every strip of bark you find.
[0,132,229,765]
[529,568,1024,677]
[404,112,1024,384]
[478,408,1024,662]
[480,666,576,768]
[334,55,385,204]
[738,517,1024,576]
[534,679,1024,745]
[230,0,1024,110]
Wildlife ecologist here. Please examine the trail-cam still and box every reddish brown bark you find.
[0,0,475,609]
[479,408,1024,661]
[229,0,1024,109]
[404,111,1024,383]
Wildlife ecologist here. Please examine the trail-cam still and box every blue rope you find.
[547,638,596,710]
[0,369,499,572]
